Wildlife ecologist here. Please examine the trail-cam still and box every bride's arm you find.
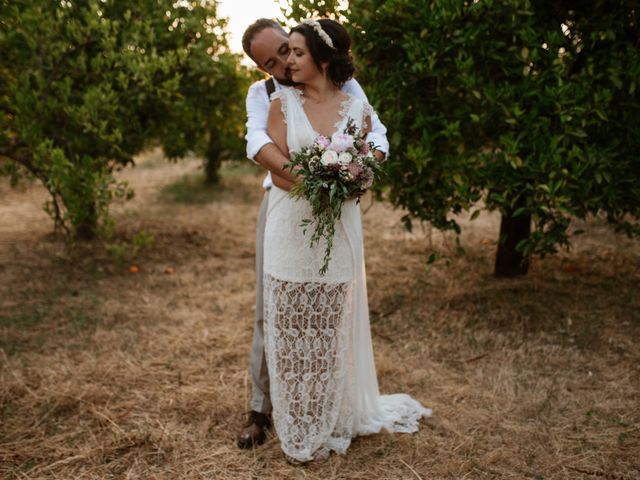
[267,99,295,191]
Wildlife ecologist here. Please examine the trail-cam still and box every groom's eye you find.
[279,44,289,56]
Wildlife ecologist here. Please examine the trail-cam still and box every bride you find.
[264,18,431,463]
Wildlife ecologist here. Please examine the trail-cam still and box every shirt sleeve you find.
[245,80,273,162]
[342,78,390,155]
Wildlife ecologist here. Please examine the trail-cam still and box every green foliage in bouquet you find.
[286,118,382,275]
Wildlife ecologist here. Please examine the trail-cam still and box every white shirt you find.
[245,78,389,189]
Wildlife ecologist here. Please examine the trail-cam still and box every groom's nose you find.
[274,57,288,73]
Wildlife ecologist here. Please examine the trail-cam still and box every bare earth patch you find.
[1,152,639,479]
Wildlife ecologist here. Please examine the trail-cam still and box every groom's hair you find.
[242,18,288,63]
[290,19,355,87]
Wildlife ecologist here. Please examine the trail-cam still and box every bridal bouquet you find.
[285,118,382,275]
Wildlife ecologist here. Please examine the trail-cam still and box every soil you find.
[1,151,639,479]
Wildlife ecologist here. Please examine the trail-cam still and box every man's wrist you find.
[253,141,274,163]
[255,144,297,182]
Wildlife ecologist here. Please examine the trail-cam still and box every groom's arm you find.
[255,145,295,187]
[245,82,296,185]
[342,79,389,160]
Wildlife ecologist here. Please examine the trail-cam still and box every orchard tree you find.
[0,0,248,238]
[282,0,345,20]
[150,7,252,184]
[286,0,640,276]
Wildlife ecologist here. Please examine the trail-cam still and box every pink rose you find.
[347,162,364,180]
[316,135,331,149]
[329,133,354,153]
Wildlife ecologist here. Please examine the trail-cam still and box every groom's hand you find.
[373,149,386,162]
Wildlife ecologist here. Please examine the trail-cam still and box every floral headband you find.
[301,18,336,50]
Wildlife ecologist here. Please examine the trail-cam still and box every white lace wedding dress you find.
[263,87,431,462]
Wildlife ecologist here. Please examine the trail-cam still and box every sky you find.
[217,0,286,57]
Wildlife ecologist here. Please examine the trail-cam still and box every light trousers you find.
[249,190,271,413]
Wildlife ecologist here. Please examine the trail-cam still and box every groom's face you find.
[250,27,293,84]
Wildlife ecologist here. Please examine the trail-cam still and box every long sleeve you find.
[341,79,389,155]
[245,80,273,161]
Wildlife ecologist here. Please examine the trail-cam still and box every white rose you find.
[337,152,353,165]
[320,150,339,166]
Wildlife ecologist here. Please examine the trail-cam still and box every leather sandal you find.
[237,410,271,449]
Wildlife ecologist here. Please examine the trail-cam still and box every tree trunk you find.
[71,181,99,240]
[204,128,222,184]
[75,220,97,240]
[494,207,531,277]
[74,203,98,240]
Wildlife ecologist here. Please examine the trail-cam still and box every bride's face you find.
[287,32,324,84]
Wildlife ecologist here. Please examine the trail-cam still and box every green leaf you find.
[427,252,440,264]
[513,206,528,217]
[307,0,640,272]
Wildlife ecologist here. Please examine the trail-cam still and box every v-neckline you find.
[292,88,354,139]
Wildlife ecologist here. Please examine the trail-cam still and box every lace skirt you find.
[263,186,431,462]
[263,187,358,460]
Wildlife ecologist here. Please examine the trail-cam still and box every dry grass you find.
[1,152,639,479]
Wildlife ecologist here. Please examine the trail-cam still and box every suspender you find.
[265,77,276,101]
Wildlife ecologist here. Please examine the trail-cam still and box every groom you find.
[238,18,389,449]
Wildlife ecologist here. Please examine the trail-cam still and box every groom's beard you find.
[277,77,298,87]
[274,67,299,87]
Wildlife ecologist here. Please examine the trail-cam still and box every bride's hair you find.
[290,19,355,87]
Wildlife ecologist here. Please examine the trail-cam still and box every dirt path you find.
[1,154,639,479]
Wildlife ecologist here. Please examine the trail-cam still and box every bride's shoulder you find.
[269,88,286,102]
[348,94,366,108]
[268,88,300,123]
[341,93,371,117]
[271,86,304,104]
[275,85,300,94]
